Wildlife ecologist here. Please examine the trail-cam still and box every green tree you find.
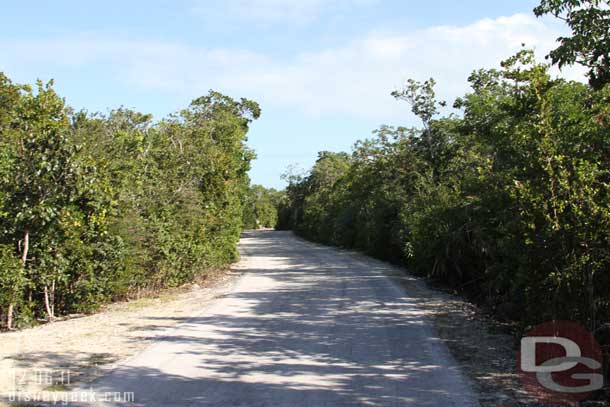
[0,72,262,328]
[535,0,610,89]
[280,49,610,330]
[242,185,281,229]
[391,79,449,179]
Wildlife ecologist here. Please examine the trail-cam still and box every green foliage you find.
[535,0,610,89]
[242,185,281,229]
[0,73,259,327]
[281,49,610,330]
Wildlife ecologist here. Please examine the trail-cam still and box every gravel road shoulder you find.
[0,269,241,405]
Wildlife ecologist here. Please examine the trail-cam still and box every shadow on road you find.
[9,230,478,407]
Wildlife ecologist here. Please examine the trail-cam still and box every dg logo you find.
[518,320,604,405]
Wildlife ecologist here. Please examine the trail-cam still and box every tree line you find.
[0,75,261,329]
[242,185,282,230]
[278,0,610,332]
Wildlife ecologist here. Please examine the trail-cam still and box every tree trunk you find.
[50,279,55,317]
[6,304,14,331]
[7,230,29,330]
[44,285,54,321]
[20,230,29,266]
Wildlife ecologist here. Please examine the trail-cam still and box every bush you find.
[280,51,610,331]
[0,74,260,328]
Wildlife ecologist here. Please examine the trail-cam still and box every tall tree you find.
[391,79,446,166]
[535,0,610,89]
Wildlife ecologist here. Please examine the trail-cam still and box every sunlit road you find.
[78,230,479,406]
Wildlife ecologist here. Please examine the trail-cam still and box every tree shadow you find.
[4,230,479,406]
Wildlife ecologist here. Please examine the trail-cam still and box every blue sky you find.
[0,1,580,188]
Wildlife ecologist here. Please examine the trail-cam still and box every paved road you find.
[78,230,479,406]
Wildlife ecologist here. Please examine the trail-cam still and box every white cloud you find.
[0,14,585,122]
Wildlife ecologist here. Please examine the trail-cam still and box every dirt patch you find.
[0,268,240,405]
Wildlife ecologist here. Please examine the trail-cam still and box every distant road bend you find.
[78,230,479,406]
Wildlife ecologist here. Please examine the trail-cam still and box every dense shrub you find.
[0,75,259,328]
[242,185,281,229]
[280,51,610,330]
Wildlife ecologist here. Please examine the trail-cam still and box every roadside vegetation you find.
[242,185,282,229]
[278,0,610,334]
[0,77,260,330]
